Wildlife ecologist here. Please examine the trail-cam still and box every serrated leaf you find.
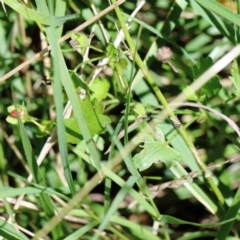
[106,43,118,69]
[132,126,165,144]
[90,78,110,101]
[133,142,181,171]
[64,96,111,143]
[132,133,154,144]
[106,43,118,58]
[202,76,222,97]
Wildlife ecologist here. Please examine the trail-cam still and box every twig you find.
[170,102,240,137]
[149,157,240,198]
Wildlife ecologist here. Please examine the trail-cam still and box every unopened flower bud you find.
[11,109,24,119]
[156,47,172,63]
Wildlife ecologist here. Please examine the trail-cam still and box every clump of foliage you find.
[1,0,240,239]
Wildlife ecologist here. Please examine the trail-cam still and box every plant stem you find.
[74,55,105,72]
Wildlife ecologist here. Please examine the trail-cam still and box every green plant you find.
[1,0,240,239]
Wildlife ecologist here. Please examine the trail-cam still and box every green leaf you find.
[131,102,146,118]
[133,126,165,144]
[193,57,213,79]
[116,57,128,74]
[193,56,222,97]
[4,0,78,26]
[182,85,198,101]
[65,96,111,144]
[202,76,222,97]
[70,33,89,55]
[229,60,240,93]
[89,78,110,101]
[106,43,118,69]
[133,126,181,171]
[34,120,55,138]
[133,141,181,171]
[69,70,89,91]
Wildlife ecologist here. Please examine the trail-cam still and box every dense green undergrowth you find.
[1,0,240,239]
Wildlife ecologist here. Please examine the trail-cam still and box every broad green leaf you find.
[202,76,221,97]
[89,78,110,101]
[193,56,213,79]
[65,96,111,143]
[118,57,128,69]
[69,70,89,91]
[133,141,181,171]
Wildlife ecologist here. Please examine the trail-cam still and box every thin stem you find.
[74,55,105,72]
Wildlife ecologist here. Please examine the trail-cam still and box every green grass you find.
[1,0,240,239]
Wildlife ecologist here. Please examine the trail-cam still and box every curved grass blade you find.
[4,0,79,26]
[0,218,29,240]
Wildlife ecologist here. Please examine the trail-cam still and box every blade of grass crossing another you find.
[215,187,240,240]
[110,216,162,240]
[3,0,78,26]
[55,0,66,38]
[64,221,99,240]
[104,117,124,214]
[195,0,240,27]
[36,0,76,195]
[93,176,138,240]
[102,166,158,218]
[13,100,63,238]
[42,7,102,176]
[105,124,153,200]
